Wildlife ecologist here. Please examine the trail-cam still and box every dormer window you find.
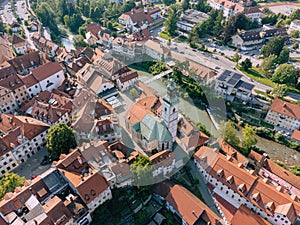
[226,175,234,184]
[91,189,96,196]
[85,194,90,201]
[217,169,224,178]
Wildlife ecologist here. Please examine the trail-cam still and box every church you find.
[126,79,179,154]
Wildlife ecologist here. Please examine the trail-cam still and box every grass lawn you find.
[238,66,276,88]
[159,30,172,40]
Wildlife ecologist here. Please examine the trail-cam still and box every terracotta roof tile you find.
[165,185,222,225]
[31,62,63,82]
[269,98,300,120]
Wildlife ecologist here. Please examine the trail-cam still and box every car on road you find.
[215,66,221,70]
[192,49,197,52]
[231,66,236,70]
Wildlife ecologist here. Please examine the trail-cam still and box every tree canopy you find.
[0,173,25,200]
[46,123,77,160]
[218,121,240,147]
[242,124,257,149]
[130,155,153,186]
[164,4,181,37]
[272,64,297,85]
[240,58,252,71]
[261,36,285,58]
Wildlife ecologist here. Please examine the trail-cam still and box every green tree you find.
[107,21,113,30]
[164,4,181,37]
[290,9,300,21]
[218,121,240,147]
[130,155,153,186]
[277,46,290,65]
[290,30,300,38]
[73,35,88,47]
[261,54,277,74]
[272,63,297,85]
[182,0,190,10]
[0,173,25,200]
[242,124,257,149]
[240,58,252,71]
[272,84,288,97]
[232,52,242,65]
[261,36,285,58]
[130,88,139,98]
[292,43,299,50]
[46,123,77,160]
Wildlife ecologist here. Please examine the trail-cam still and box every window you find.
[85,194,90,201]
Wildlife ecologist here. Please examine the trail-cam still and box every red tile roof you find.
[31,62,63,82]
[118,71,138,83]
[292,129,300,141]
[269,98,300,120]
[165,185,222,225]
[11,34,25,45]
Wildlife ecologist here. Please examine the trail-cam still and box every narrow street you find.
[188,160,221,216]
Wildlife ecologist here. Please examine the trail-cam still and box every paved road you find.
[188,160,221,216]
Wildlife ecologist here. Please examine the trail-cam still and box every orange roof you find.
[126,95,161,125]
[292,129,300,141]
[248,150,300,190]
[218,139,248,165]
[269,98,300,120]
[55,149,109,204]
[231,205,272,225]
[207,153,258,196]
[165,185,222,225]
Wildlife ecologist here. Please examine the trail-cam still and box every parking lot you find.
[1,0,27,25]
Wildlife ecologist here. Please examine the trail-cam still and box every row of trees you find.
[218,121,257,156]
[189,11,259,43]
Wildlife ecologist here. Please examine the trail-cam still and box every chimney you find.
[254,153,267,175]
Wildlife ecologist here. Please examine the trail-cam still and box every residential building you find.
[31,33,59,57]
[11,34,28,55]
[244,6,263,22]
[214,70,254,102]
[144,39,171,61]
[98,30,113,47]
[194,146,300,225]
[265,98,300,131]
[19,89,73,125]
[149,150,176,177]
[0,114,49,175]
[165,184,224,225]
[0,36,13,64]
[231,30,264,50]
[177,9,209,33]
[54,149,112,212]
[177,116,209,153]
[291,129,300,143]
[20,61,65,97]
[208,0,244,18]
[289,19,300,32]
[116,71,139,91]
[0,168,93,225]
[10,21,20,33]
[29,21,38,32]
[248,150,300,198]
[76,63,116,96]
[118,7,161,32]
[7,50,50,76]
[93,53,132,81]
[0,74,29,113]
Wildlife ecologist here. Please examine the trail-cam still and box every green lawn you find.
[238,66,276,88]
[159,30,172,40]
